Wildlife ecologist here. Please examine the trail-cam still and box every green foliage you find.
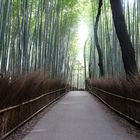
[1,0,140,85]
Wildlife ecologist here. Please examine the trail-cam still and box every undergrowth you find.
[88,75,140,100]
[87,75,140,122]
[0,71,66,109]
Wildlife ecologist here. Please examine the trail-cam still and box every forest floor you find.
[6,91,140,140]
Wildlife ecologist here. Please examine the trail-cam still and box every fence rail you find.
[87,85,140,125]
[0,87,66,140]
[93,87,140,103]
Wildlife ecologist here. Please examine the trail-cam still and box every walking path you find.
[23,91,138,140]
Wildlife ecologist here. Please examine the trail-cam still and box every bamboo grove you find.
[87,0,140,78]
[0,0,78,81]
[0,0,140,85]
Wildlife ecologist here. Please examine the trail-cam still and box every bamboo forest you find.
[1,0,140,139]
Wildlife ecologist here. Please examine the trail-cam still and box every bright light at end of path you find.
[77,21,89,62]
[78,21,89,42]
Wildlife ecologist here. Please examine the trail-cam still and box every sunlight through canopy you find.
[78,21,89,43]
[126,0,134,5]
[77,21,89,62]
